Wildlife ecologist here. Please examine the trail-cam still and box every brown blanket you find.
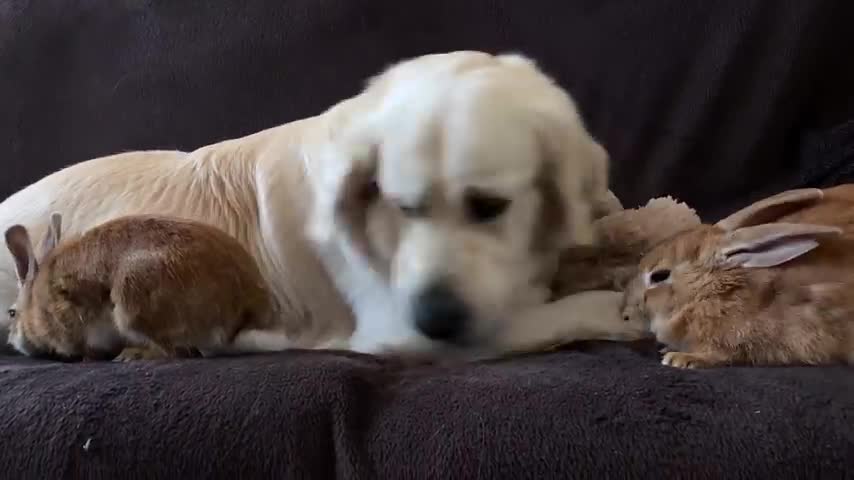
[1,343,851,478]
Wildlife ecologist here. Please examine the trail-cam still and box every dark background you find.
[1,0,853,219]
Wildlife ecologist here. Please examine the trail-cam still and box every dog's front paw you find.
[598,305,652,342]
[601,318,652,342]
[562,290,652,342]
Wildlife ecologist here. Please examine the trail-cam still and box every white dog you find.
[0,51,646,358]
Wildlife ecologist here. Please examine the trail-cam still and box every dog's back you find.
[0,149,250,328]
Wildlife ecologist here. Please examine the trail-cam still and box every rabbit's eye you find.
[649,269,671,284]
[7,308,16,319]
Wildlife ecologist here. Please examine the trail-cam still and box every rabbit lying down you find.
[623,185,854,369]
[4,213,289,362]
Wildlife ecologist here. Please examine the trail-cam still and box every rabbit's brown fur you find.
[6,214,283,361]
[625,184,854,368]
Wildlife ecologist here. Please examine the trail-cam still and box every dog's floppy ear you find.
[537,118,613,250]
[494,52,615,250]
[306,137,380,251]
[330,148,382,259]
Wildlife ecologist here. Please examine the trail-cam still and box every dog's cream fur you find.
[0,51,646,357]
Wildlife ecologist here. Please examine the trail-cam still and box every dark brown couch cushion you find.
[2,343,853,479]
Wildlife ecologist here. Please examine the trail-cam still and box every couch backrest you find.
[1,0,852,220]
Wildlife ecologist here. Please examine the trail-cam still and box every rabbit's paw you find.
[661,351,719,369]
[114,346,170,362]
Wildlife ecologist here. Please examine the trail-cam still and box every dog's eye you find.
[7,308,16,319]
[649,269,671,284]
[465,193,510,223]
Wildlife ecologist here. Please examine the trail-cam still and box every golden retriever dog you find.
[0,51,646,359]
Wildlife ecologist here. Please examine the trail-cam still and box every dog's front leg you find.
[491,290,648,355]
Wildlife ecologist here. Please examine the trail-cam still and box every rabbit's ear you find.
[715,189,824,231]
[4,225,37,284]
[39,212,62,259]
[719,223,842,268]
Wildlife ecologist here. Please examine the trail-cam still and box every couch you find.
[1,0,853,478]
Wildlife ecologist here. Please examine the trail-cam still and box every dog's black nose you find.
[413,283,470,341]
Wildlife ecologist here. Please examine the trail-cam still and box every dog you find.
[0,51,646,358]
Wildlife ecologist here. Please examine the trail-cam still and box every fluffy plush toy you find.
[551,195,701,299]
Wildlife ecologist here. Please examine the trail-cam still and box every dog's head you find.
[309,51,613,349]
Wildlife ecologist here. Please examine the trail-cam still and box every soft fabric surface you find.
[1,0,853,220]
[0,343,851,478]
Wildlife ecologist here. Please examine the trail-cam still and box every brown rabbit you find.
[5,213,289,361]
[622,185,854,368]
